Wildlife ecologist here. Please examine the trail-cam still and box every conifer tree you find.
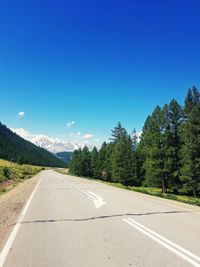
[165,99,184,192]
[184,86,200,114]
[110,122,126,143]
[130,129,144,186]
[95,142,107,179]
[102,143,114,181]
[81,146,92,177]
[181,87,200,196]
[111,131,133,185]
[69,149,82,176]
[142,106,168,192]
[91,146,98,178]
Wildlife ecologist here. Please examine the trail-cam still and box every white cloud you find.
[68,132,94,139]
[82,134,94,139]
[18,111,25,117]
[66,121,75,128]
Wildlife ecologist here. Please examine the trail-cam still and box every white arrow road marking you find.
[87,191,106,209]
[73,187,92,198]
[74,187,106,209]
[123,217,200,267]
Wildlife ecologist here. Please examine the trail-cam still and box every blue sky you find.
[0,0,200,144]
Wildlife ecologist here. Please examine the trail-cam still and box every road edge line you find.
[0,177,41,267]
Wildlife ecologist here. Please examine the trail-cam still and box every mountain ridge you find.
[0,123,66,167]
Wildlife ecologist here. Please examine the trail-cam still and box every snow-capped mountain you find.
[10,128,84,153]
[31,136,78,153]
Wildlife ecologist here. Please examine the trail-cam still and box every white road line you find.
[73,187,95,199]
[123,217,200,267]
[73,187,106,209]
[127,218,200,263]
[87,191,106,209]
[0,178,41,267]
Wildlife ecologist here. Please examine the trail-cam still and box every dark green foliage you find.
[0,123,65,167]
[17,155,24,165]
[93,142,107,179]
[111,133,133,185]
[102,143,114,181]
[91,147,98,178]
[110,122,127,143]
[3,166,9,178]
[181,106,200,196]
[69,149,82,176]
[69,147,91,177]
[184,86,200,115]
[142,106,168,191]
[69,87,200,197]
[164,100,184,191]
[81,146,92,177]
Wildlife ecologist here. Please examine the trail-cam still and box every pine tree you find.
[130,129,143,186]
[91,146,98,178]
[81,146,92,177]
[95,142,107,179]
[102,143,114,181]
[164,99,184,192]
[181,88,200,196]
[110,122,127,143]
[142,106,168,192]
[111,132,133,185]
[131,128,138,150]
[184,86,200,114]
[69,149,82,176]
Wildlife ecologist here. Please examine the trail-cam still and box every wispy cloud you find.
[66,121,75,128]
[18,111,25,117]
[82,134,94,139]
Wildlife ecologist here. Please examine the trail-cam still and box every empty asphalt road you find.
[0,170,200,267]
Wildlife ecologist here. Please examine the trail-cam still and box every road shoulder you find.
[0,172,41,249]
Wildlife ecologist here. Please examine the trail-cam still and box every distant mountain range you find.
[30,136,77,153]
[0,123,66,167]
[11,128,85,153]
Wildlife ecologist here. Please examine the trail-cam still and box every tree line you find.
[0,123,66,167]
[69,86,200,197]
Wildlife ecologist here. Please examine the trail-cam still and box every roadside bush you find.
[0,166,10,182]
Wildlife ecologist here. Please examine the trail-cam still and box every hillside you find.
[56,152,73,165]
[0,123,65,167]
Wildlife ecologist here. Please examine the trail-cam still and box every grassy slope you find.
[0,159,43,195]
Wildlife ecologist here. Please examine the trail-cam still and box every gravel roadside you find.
[0,171,42,248]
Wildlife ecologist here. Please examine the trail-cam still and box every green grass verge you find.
[54,168,69,175]
[0,159,43,196]
[102,182,200,206]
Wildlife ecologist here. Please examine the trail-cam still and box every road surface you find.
[0,170,200,267]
